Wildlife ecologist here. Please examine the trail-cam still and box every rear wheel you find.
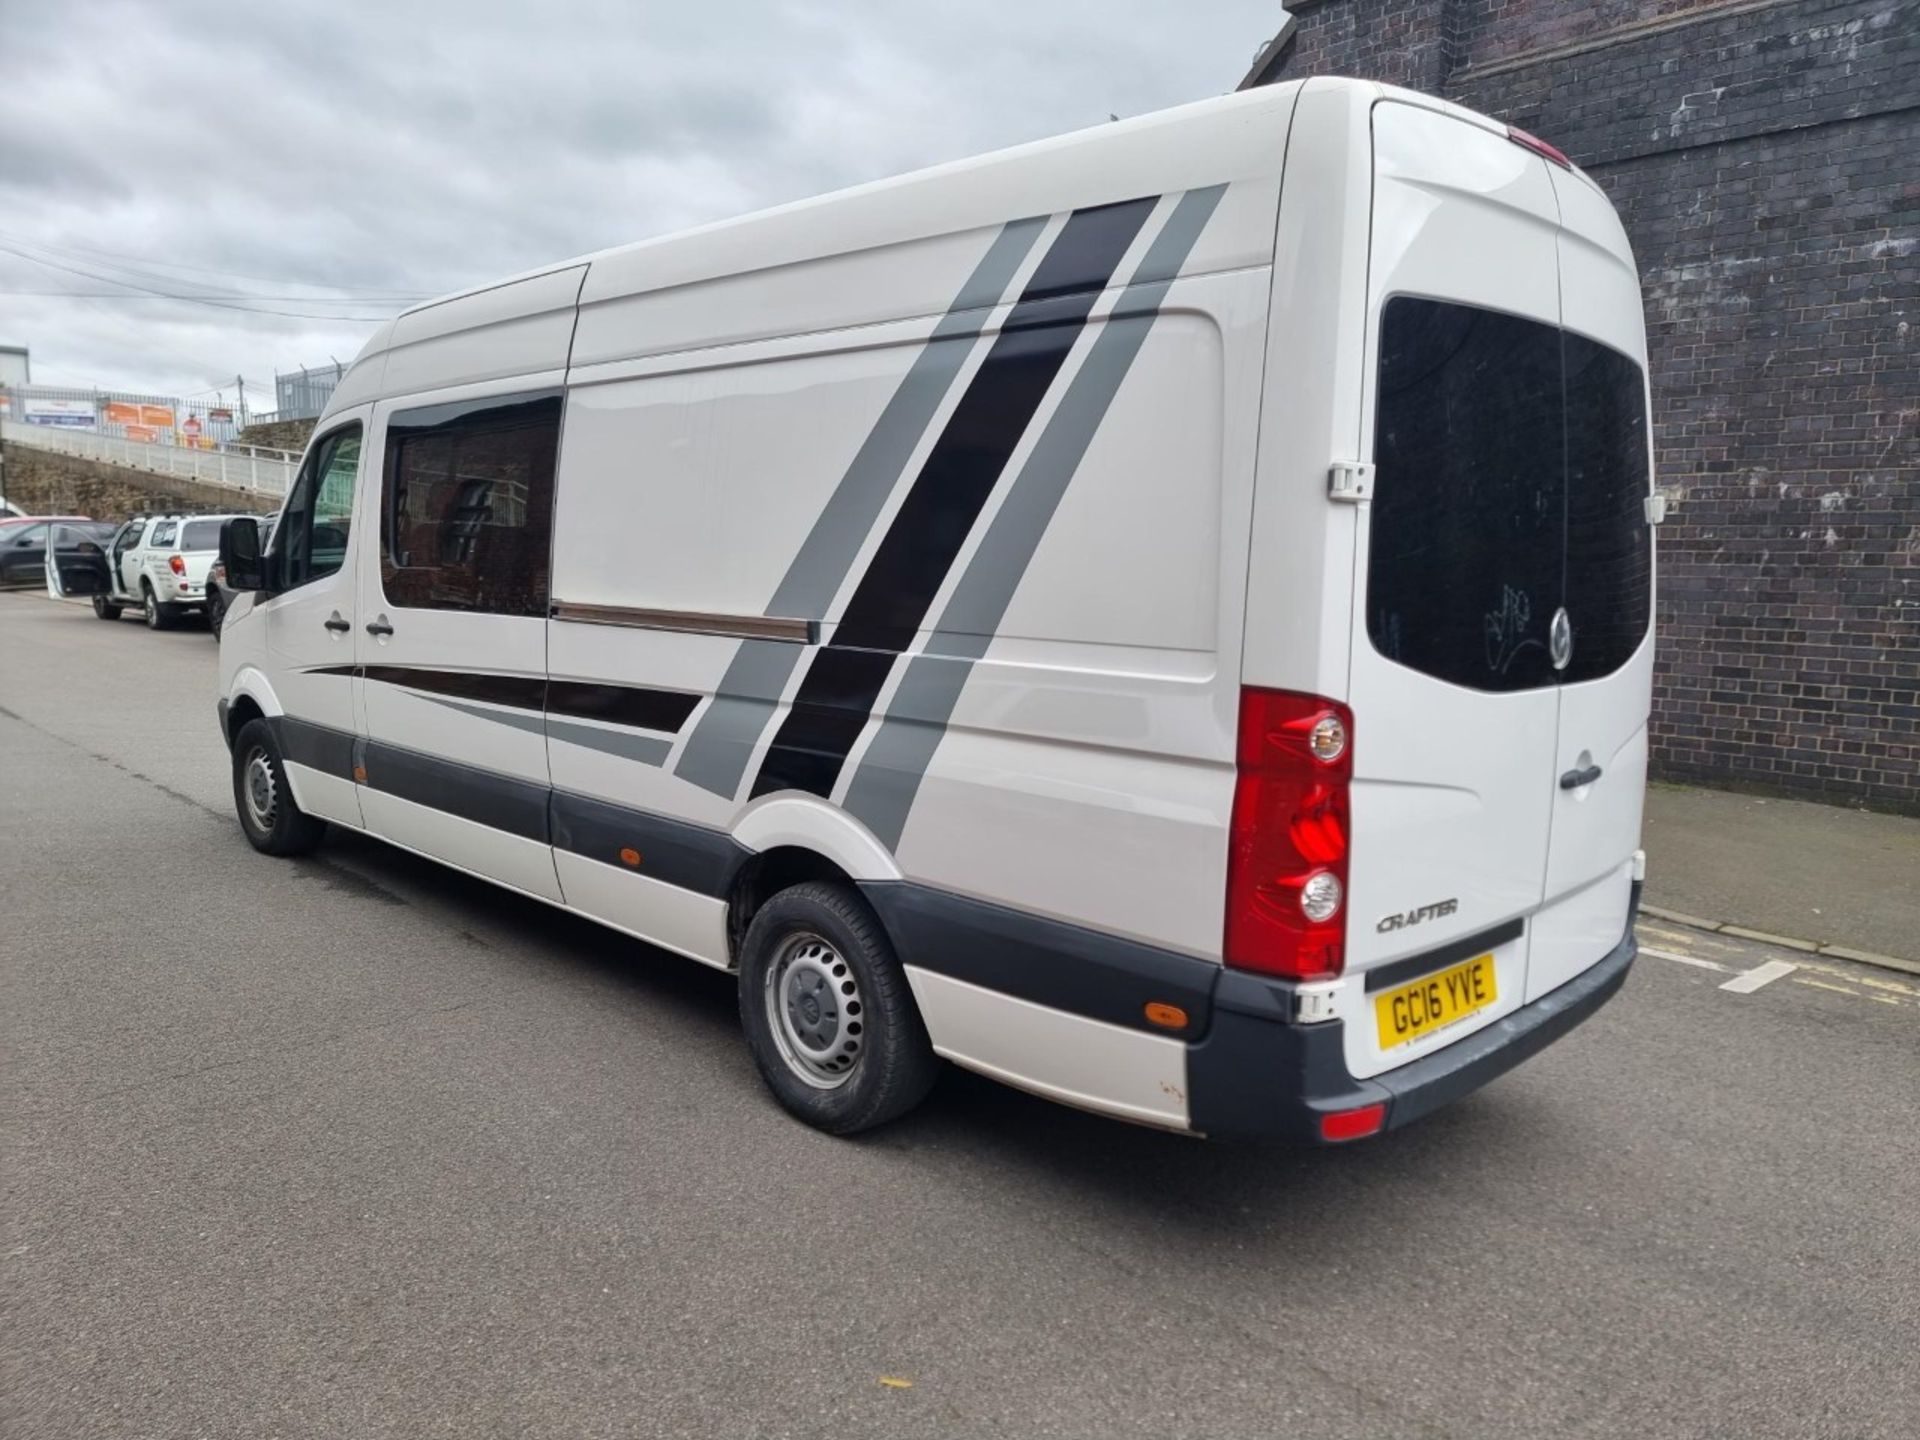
[231,717,326,856]
[92,594,122,621]
[142,584,175,631]
[737,881,938,1134]
[206,588,227,636]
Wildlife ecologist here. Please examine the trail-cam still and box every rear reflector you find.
[1506,124,1573,169]
[1320,1103,1387,1143]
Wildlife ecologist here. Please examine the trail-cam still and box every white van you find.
[216,77,1653,1142]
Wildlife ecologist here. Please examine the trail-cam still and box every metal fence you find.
[0,384,251,447]
[275,363,346,420]
[0,419,298,497]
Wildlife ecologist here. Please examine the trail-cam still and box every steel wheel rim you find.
[241,746,277,831]
[764,932,865,1089]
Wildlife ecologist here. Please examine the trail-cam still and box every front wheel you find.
[737,882,939,1135]
[92,594,123,621]
[230,718,327,856]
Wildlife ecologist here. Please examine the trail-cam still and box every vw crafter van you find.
[217,78,1655,1141]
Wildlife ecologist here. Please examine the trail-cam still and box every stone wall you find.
[1250,0,1919,813]
[234,418,317,455]
[0,442,262,522]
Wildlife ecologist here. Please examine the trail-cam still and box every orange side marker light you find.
[618,847,642,868]
[1144,1002,1189,1031]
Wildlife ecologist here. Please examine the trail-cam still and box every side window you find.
[8,522,47,549]
[150,521,178,547]
[274,424,363,591]
[113,522,145,561]
[380,391,561,617]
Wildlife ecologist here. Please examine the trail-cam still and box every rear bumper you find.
[1187,883,1640,1141]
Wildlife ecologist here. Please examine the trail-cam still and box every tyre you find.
[230,717,327,856]
[92,594,123,621]
[142,584,175,630]
[206,588,227,636]
[737,881,938,1134]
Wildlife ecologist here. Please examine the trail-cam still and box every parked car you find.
[216,78,1653,1143]
[205,516,275,635]
[0,515,91,586]
[82,512,259,627]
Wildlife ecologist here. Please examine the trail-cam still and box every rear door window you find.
[180,519,226,550]
[1560,331,1652,684]
[1367,296,1650,692]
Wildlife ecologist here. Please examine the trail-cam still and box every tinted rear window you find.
[180,519,226,550]
[1561,332,1652,683]
[1367,297,1650,692]
[1368,300,1565,692]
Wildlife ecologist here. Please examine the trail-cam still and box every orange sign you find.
[139,404,175,429]
[125,424,158,443]
[105,400,142,427]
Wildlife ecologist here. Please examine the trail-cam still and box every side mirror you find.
[221,517,269,592]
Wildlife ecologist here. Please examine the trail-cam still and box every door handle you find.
[365,615,394,638]
[1559,764,1603,790]
[323,612,351,634]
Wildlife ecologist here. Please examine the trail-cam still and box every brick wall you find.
[1251,0,1919,813]
[0,442,259,521]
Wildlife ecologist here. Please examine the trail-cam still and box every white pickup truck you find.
[84,513,259,629]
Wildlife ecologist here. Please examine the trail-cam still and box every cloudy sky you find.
[0,1,1280,412]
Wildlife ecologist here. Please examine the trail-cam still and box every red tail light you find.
[168,554,186,575]
[1506,124,1573,169]
[1224,688,1354,980]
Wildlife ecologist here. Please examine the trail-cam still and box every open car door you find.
[43,523,115,598]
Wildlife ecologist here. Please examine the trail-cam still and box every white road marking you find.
[1720,959,1800,994]
[1639,945,1734,973]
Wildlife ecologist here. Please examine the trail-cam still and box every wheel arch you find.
[221,669,284,748]
[724,794,904,966]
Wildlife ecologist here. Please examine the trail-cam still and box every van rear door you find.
[1341,100,1566,1079]
[1528,168,1655,1003]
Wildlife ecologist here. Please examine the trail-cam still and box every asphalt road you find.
[3,590,1916,1440]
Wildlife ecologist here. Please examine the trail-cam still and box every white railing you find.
[0,419,299,496]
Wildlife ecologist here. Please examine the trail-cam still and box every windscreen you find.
[1367,297,1650,692]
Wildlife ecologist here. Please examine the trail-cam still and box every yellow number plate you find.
[1375,953,1498,1050]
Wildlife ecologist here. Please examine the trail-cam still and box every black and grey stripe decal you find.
[843,184,1227,847]
[673,214,1047,798]
[749,196,1159,801]
[301,664,697,765]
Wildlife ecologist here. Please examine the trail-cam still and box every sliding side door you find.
[353,385,565,902]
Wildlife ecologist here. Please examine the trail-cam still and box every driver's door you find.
[257,413,369,828]
[115,520,149,595]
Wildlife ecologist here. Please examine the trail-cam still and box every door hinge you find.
[1644,493,1668,525]
[1328,461,1374,503]
[1293,981,1341,1025]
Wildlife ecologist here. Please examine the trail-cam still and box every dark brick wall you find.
[1252,0,1919,813]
